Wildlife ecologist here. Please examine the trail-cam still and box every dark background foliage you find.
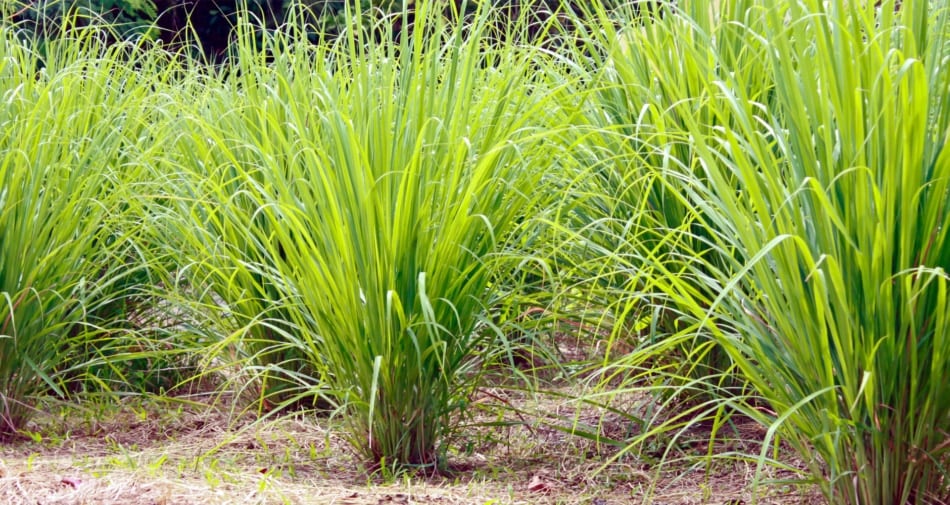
[3,0,667,61]
[4,0,283,59]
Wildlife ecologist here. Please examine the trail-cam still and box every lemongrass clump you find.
[584,0,950,502]
[151,1,567,468]
[0,26,180,438]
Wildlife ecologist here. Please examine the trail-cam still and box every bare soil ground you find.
[0,324,822,505]
[0,383,823,505]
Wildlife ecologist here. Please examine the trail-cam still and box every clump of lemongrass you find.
[579,0,950,503]
[0,25,184,437]
[540,0,770,398]
[150,1,567,469]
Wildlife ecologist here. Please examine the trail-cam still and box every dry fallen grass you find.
[0,381,824,505]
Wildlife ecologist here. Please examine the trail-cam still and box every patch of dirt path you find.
[0,391,822,505]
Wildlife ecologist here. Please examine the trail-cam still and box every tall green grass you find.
[150,3,566,468]
[576,0,950,502]
[719,2,949,502]
[542,0,771,396]
[0,27,172,438]
[5,2,947,501]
